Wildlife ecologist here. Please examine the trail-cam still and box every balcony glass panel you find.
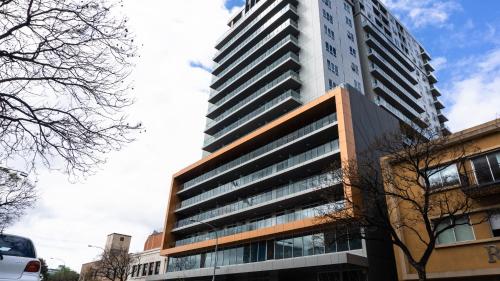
[168,227,362,272]
[213,34,298,85]
[181,113,337,191]
[179,139,340,209]
[176,172,337,229]
[175,202,342,247]
[215,4,297,60]
[210,52,299,102]
[213,35,298,91]
[205,90,300,144]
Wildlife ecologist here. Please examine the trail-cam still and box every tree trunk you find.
[416,268,427,281]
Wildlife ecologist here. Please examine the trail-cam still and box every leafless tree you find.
[0,166,36,232]
[95,249,135,281]
[0,0,140,177]
[320,126,489,281]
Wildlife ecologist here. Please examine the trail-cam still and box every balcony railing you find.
[211,35,299,90]
[369,62,421,99]
[175,171,338,230]
[213,19,298,73]
[206,90,299,136]
[180,113,338,193]
[209,52,300,103]
[203,91,301,150]
[207,71,300,124]
[178,140,340,209]
[214,4,298,62]
[375,95,428,130]
[175,201,342,246]
[368,48,418,86]
[361,18,415,71]
[372,80,423,119]
[214,0,270,48]
[460,169,500,198]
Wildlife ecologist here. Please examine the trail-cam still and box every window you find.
[322,0,332,8]
[154,261,161,275]
[345,17,352,27]
[351,63,359,74]
[328,79,336,90]
[354,80,362,90]
[490,213,500,237]
[428,164,461,189]
[436,216,475,245]
[148,262,154,275]
[137,265,141,276]
[142,263,147,276]
[0,234,36,258]
[347,31,354,42]
[349,46,357,57]
[323,9,333,24]
[472,151,500,185]
[324,25,335,40]
[344,2,351,12]
[325,42,336,57]
[131,265,136,277]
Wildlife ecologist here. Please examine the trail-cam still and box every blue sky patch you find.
[225,0,245,10]
[189,61,212,73]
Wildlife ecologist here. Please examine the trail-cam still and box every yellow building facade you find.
[384,119,500,280]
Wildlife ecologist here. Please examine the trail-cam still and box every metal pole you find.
[189,219,218,281]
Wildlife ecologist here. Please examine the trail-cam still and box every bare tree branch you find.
[0,166,36,232]
[319,126,489,281]
[0,0,141,177]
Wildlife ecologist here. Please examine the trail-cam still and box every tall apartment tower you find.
[159,0,447,280]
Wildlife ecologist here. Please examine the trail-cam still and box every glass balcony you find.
[424,61,434,72]
[180,113,338,193]
[434,98,444,109]
[207,71,300,126]
[204,90,301,153]
[362,18,415,71]
[175,171,339,230]
[168,226,362,272]
[430,86,441,97]
[371,78,423,115]
[213,19,299,75]
[214,4,298,62]
[210,52,300,104]
[178,140,340,210]
[428,72,438,84]
[437,112,448,123]
[375,96,428,130]
[211,35,299,88]
[211,40,298,94]
[214,0,274,49]
[174,201,343,246]
[205,89,300,136]
[369,62,421,99]
[367,47,418,85]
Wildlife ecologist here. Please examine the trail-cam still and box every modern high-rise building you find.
[159,0,448,280]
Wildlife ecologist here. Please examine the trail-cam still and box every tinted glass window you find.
[0,235,35,258]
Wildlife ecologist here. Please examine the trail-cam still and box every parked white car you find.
[0,234,40,281]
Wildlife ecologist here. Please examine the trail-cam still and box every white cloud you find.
[444,48,500,131]
[9,0,243,271]
[431,56,447,72]
[380,0,461,28]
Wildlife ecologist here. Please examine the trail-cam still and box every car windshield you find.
[0,235,36,258]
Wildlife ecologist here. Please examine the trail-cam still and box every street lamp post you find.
[189,219,218,281]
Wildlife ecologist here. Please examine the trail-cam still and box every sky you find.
[9,0,500,271]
